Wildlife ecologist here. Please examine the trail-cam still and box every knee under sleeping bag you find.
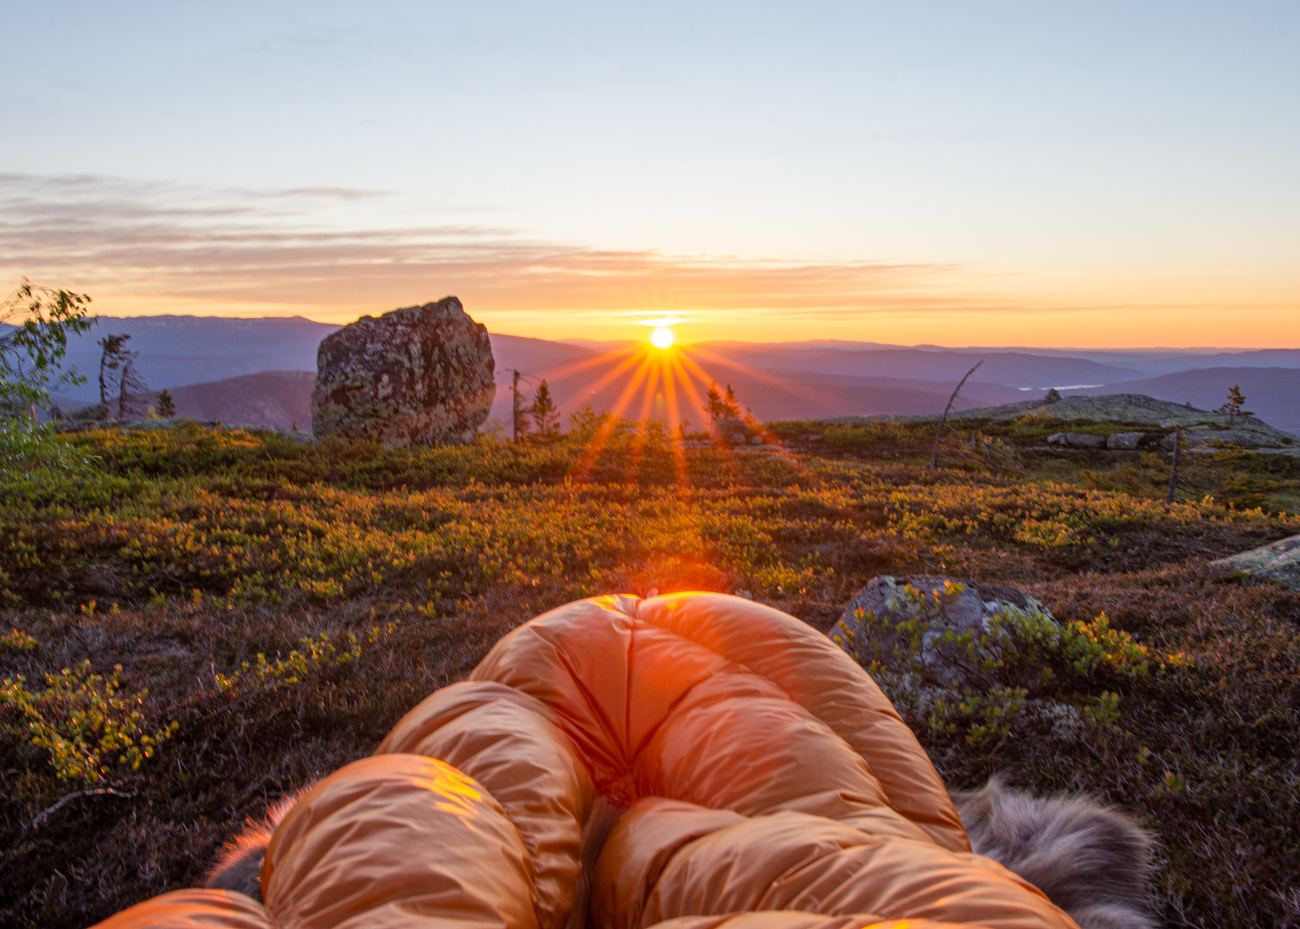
[93,592,1079,929]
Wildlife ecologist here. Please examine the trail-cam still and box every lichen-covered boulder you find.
[1105,431,1145,450]
[311,297,495,447]
[1047,432,1105,449]
[712,417,766,445]
[833,574,1055,687]
[1211,533,1300,589]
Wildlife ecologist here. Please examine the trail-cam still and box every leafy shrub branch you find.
[833,580,1155,746]
[212,624,395,696]
[2,660,178,786]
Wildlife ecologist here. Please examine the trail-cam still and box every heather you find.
[2,419,1298,928]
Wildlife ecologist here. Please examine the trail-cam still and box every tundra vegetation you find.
[1,411,1298,928]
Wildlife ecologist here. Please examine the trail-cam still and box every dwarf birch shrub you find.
[1,659,178,786]
[211,625,393,695]
[833,580,1151,746]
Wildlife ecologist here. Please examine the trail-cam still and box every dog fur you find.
[952,775,1155,929]
[205,790,308,902]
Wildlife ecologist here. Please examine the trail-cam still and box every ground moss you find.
[1,421,1297,928]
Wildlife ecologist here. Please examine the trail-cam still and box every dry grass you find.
[1,421,1297,928]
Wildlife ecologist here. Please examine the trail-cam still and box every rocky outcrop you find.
[833,394,1298,454]
[833,575,1055,687]
[1176,424,1296,450]
[310,298,495,447]
[711,418,766,445]
[1047,430,1148,450]
[1047,432,1105,449]
[1211,534,1300,589]
[1105,431,1144,450]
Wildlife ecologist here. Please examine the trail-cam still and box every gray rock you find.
[712,417,755,444]
[832,393,1289,432]
[1047,432,1106,449]
[1182,425,1295,449]
[1211,534,1300,589]
[310,297,495,447]
[1160,424,1294,451]
[68,403,109,422]
[834,575,1055,687]
[1106,431,1144,450]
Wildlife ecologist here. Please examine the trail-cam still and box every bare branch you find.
[930,361,983,470]
[27,787,135,831]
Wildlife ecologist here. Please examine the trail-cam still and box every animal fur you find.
[952,775,1155,929]
[205,789,308,902]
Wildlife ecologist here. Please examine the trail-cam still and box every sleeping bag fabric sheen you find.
[93,593,1079,929]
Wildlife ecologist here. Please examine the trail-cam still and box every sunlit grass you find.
[1,421,1298,927]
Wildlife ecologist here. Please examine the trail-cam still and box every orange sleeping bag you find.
[94,593,1078,929]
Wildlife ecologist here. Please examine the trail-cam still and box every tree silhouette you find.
[529,379,560,437]
[1217,385,1252,426]
[723,384,742,419]
[97,334,131,409]
[704,381,743,423]
[704,382,726,423]
[117,357,150,419]
[97,334,149,418]
[155,388,176,418]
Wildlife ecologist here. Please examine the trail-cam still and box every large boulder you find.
[311,298,495,447]
[1211,534,1300,589]
[833,574,1055,687]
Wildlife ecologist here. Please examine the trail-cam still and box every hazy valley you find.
[40,315,1300,434]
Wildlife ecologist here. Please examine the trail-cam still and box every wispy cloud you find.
[0,173,1004,325]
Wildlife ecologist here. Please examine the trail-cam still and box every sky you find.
[2,1,1297,347]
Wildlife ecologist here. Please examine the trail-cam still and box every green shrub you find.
[834,580,1150,747]
[2,658,178,786]
[0,422,99,500]
[212,625,393,695]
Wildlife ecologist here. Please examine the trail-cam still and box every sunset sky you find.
[3,2,1297,347]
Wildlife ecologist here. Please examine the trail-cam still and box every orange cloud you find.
[2,174,1295,347]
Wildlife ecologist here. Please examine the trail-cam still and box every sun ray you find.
[535,345,641,384]
[571,349,656,481]
[678,343,830,404]
[623,359,663,485]
[668,354,713,431]
[661,357,692,493]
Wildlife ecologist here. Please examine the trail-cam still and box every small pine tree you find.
[529,379,560,437]
[155,388,176,418]
[723,384,743,419]
[116,357,150,419]
[97,333,132,409]
[704,382,746,425]
[704,382,727,423]
[1217,385,1252,425]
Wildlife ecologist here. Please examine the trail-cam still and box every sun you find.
[650,326,676,350]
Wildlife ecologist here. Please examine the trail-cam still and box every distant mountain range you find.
[166,371,315,430]
[35,315,1299,434]
[48,315,339,394]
